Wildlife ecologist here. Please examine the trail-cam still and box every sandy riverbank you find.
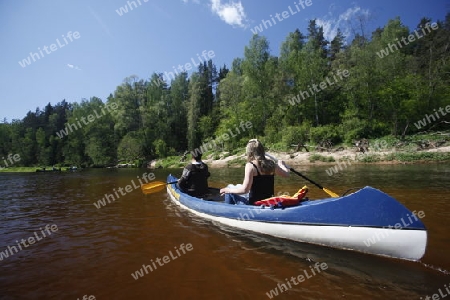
[202,146,450,168]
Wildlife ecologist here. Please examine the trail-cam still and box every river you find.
[0,163,449,299]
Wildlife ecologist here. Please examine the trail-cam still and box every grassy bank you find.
[0,166,68,173]
[153,133,450,168]
[3,134,449,172]
[0,167,41,173]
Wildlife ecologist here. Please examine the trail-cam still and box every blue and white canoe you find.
[166,175,427,261]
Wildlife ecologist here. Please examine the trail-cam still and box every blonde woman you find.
[220,139,290,205]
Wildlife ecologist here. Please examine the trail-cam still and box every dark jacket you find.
[178,162,210,197]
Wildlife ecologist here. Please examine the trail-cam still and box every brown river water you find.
[0,163,449,300]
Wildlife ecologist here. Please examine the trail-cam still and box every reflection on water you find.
[0,164,449,299]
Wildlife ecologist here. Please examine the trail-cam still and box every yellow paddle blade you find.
[323,188,339,198]
[141,181,169,195]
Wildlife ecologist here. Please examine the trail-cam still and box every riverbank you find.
[0,166,72,173]
[0,167,41,173]
[148,133,450,169]
[203,145,450,168]
[3,135,449,172]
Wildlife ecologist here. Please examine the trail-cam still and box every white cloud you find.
[210,0,247,28]
[316,5,370,42]
[67,64,81,71]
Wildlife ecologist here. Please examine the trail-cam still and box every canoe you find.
[166,174,427,261]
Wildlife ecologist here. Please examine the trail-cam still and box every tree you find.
[117,132,144,162]
[4,14,450,164]
[140,73,170,158]
[64,97,116,167]
[112,76,142,138]
[330,29,346,61]
[0,122,11,159]
[167,72,189,151]
[241,34,273,135]
[307,19,329,58]
[187,72,202,150]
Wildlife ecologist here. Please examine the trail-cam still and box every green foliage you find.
[156,156,185,168]
[357,154,382,163]
[227,157,247,167]
[118,132,143,162]
[198,115,215,140]
[2,13,450,167]
[0,167,41,172]
[281,123,311,148]
[310,125,341,144]
[266,142,286,152]
[309,154,335,162]
[153,139,168,158]
[384,152,450,162]
[338,108,369,143]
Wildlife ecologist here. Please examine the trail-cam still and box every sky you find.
[0,0,448,121]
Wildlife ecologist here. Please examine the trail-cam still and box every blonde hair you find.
[246,139,275,174]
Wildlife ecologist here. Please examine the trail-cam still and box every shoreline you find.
[2,146,449,173]
[203,146,450,168]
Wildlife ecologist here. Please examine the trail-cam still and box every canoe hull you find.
[166,175,427,260]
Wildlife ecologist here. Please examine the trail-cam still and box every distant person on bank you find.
[220,139,290,205]
[177,152,210,198]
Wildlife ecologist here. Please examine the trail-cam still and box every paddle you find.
[141,181,177,195]
[266,153,340,198]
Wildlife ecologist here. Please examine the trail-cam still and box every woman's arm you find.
[220,163,254,195]
[275,160,290,177]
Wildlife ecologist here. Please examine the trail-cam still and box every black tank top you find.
[249,162,274,205]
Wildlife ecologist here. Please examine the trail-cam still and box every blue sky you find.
[0,0,448,121]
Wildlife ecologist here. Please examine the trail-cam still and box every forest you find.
[1,14,449,168]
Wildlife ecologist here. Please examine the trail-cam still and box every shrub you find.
[384,152,450,162]
[338,108,370,143]
[309,125,341,145]
[153,139,168,158]
[357,154,381,162]
[309,154,335,163]
[281,123,311,148]
[227,157,246,167]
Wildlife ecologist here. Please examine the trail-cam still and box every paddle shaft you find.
[289,167,324,190]
[266,153,338,197]
[265,154,313,184]
[141,181,178,194]
[142,180,177,188]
